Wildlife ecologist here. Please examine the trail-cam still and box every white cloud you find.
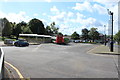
[33,13,38,16]
[49,5,105,34]
[42,13,47,16]
[50,6,75,24]
[72,1,93,12]
[0,11,30,23]
[0,0,119,2]
[93,0,119,5]
[109,4,118,34]
[67,12,74,17]
[1,0,52,2]
[49,2,116,35]
[0,0,91,2]
[72,0,119,17]
[50,11,66,24]
[45,0,52,2]
[70,14,98,26]
[4,0,8,2]
[59,25,83,35]
[72,1,108,15]
[94,0,119,2]
[50,6,59,14]
[93,4,107,15]
[59,24,69,31]
[50,12,104,35]
[92,0,118,34]
[0,11,6,18]
[76,12,85,18]
[69,13,104,34]
[64,27,84,35]
[40,18,48,27]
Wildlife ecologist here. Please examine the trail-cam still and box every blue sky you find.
[0,0,119,35]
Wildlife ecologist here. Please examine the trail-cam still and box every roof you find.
[19,34,52,38]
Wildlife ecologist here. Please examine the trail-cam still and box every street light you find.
[104,25,106,46]
[107,9,114,52]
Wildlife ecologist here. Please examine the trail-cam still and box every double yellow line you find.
[5,61,24,78]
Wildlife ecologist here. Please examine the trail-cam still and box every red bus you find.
[55,33,64,44]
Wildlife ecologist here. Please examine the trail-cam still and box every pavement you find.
[0,41,4,47]
[88,44,120,55]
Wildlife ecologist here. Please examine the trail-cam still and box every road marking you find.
[87,45,102,53]
[5,61,24,78]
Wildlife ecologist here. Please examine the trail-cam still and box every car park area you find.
[2,43,118,78]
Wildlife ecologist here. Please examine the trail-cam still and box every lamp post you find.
[107,9,114,52]
[104,25,106,46]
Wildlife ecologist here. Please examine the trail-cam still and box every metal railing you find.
[0,48,4,80]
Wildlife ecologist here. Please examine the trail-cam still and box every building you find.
[19,34,52,44]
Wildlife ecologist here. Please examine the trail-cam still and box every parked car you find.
[14,39,29,47]
[4,39,14,45]
[74,40,80,43]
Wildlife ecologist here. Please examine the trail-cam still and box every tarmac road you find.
[2,43,118,78]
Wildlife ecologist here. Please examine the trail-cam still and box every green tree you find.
[50,22,59,34]
[46,25,52,35]
[10,22,16,36]
[82,28,89,41]
[20,21,32,34]
[2,18,12,37]
[29,18,45,34]
[22,26,32,34]
[114,30,120,44]
[89,28,100,42]
[0,18,3,36]
[13,23,22,39]
[71,31,79,40]
[10,21,32,39]
[45,22,59,35]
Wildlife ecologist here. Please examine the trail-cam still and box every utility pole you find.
[107,9,114,52]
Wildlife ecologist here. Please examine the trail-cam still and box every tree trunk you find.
[118,42,120,45]
[16,34,19,40]
[92,38,94,42]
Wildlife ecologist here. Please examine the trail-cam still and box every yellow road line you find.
[4,61,24,78]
